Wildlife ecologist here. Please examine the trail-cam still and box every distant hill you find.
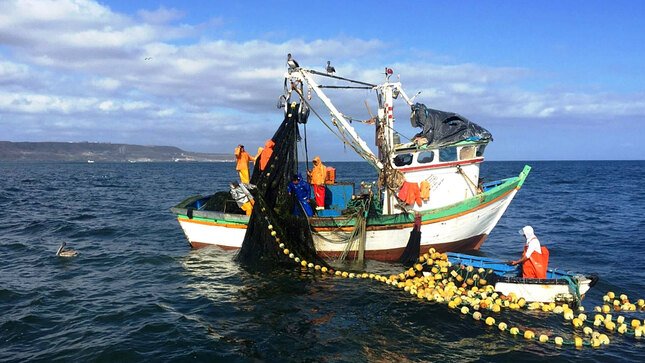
[0,141,232,162]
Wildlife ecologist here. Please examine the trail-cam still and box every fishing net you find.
[449,264,501,286]
[235,110,329,269]
[398,214,421,266]
[202,191,243,214]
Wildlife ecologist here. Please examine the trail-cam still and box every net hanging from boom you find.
[235,108,328,270]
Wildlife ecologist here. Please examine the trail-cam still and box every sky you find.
[0,0,644,161]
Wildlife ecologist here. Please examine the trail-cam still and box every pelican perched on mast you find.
[326,60,336,75]
[287,53,299,69]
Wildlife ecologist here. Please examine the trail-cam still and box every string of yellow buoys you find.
[264,217,644,348]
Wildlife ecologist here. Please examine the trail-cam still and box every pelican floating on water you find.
[56,242,78,257]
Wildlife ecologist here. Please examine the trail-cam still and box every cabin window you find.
[417,151,434,164]
[476,144,487,157]
[439,147,458,162]
[459,146,476,160]
[393,153,413,167]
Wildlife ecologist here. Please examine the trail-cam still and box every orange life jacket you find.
[522,245,549,279]
[397,181,422,207]
[235,147,251,171]
[311,157,326,185]
[420,180,430,201]
[259,140,275,171]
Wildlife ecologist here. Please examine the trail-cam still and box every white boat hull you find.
[175,185,520,261]
[311,189,518,260]
[494,275,595,304]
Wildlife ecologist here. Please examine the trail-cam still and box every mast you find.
[282,63,494,217]
[375,79,414,156]
[287,67,416,215]
[373,77,414,215]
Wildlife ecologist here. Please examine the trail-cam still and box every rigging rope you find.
[303,122,310,171]
[306,69,377,87]
[336,195,371,262]
[292,87,379,166]
[456,165,478,196]
[319,85,373,89]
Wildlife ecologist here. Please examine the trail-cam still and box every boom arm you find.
[293,69,383,171]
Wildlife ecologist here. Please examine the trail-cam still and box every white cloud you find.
[0,91,96,113]
[92,77,121,91]
[0,0,643,158]
[0,0,115,26]
[156,108,175,117]
[62,25,158,48]
[122,101,150,111]
[137,6,185,24]
[98,100,115,111]
[0,60,30,81]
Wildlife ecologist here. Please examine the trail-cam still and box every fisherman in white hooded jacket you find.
[509,225,549,279]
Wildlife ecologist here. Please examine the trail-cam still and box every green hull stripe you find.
[176,165,531,228]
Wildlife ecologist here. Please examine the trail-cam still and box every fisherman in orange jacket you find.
[234,145,254,184]
[308,156,326,210]
[509,225,549,279]
[259,139,274,171]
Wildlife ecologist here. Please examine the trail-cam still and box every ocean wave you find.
[0,161,643,362]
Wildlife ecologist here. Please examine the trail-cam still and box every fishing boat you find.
[171,60,531,261]
[446,252,598,304]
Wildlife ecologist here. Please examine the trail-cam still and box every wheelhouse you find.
[388,140,489,212]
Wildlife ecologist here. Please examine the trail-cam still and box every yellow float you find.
[264,221,644,351]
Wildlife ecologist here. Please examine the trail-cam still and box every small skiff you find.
[446,252,598,304]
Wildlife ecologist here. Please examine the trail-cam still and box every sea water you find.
[0,161,643,362]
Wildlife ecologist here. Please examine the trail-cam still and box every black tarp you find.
[410,103,492,147]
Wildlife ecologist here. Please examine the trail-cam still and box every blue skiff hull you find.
[447,252,598,304]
